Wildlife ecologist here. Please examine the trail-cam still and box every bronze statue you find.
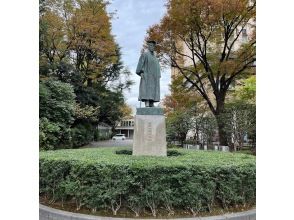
[136,40,161,107]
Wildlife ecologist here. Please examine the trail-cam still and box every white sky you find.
[107,0,171,114]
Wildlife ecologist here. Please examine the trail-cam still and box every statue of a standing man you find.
[136,40,161,107]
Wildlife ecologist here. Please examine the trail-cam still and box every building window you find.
[241,28,248,42]
[242,29,247,37]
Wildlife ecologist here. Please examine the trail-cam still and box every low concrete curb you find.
[39,204,256,220]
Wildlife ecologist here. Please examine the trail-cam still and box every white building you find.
[115,117,134,139]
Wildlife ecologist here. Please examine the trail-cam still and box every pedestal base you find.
[133,108,167,156]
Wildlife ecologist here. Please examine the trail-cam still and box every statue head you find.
[147,40,156,52]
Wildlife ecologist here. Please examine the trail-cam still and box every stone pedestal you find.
[133,107,167,156]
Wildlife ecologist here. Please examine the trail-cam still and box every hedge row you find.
[39,148,256,217]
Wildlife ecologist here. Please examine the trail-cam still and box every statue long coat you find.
[136,50,161,102]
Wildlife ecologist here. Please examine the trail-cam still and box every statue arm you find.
[136,53,146,76]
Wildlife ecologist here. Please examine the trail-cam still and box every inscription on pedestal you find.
[147,122,153,142]
[133,109,167,156]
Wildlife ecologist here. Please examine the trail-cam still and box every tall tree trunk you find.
[180,132,186,147]
[87,78,93,87]
[215,92,228,146]
[215,114,228,146]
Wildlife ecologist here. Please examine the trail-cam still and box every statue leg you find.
[144,100,155,107]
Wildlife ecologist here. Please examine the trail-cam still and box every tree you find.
[74,103,100,122]
[195,115,217,148]
[39,0,134,148]
[39,0,133,95]
[146,0,256,145]
[39,0,129,85]
[119,103,133,119]
[163,73,216,146]
[233,75,256,103]
[224,75,256,150]
[39,79,76,125]
[163,75,201,115]
[221,101,256,151]
[39,79,76,149]
[166,110,193,146]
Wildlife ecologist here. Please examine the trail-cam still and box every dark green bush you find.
[167,150,183,156]
[39,79,76,125]
[71,123,94,148]
[39,118,61,150]
[39,79,76,150]
[40,147,256,217]
[94,129,112,141]
[115,149,183,157]
[115,149,132,155]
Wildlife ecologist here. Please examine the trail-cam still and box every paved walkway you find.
[40,204,256,220]
[83,139,133,148]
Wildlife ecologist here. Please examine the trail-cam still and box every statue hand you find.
[141,73,144,79]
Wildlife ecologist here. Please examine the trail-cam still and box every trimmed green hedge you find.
[115,149,183,157]
[39,147,255,217]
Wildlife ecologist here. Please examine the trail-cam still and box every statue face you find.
[147,43,155,52]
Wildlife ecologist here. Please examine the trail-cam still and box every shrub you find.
[115,149,183,157]
[39,79,75,125]
[221,101,256,151]
[40,147,256,217]
[167,150,183,156]
[39,79,76,150]
[71,123,94,148]
[115,149,132,155]
[94,129,112,141]
[166,110,193,146]
[39,118,61,150]
[167,143,181,148]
